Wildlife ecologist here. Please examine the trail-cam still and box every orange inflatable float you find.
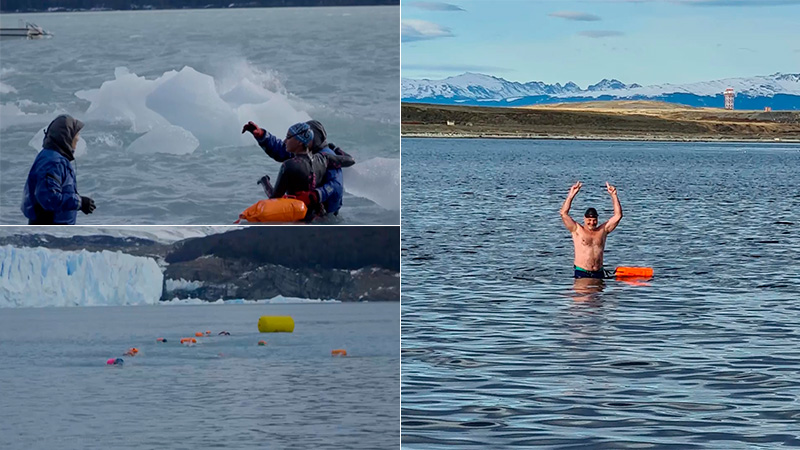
[331,349,347,357]
[234,198,307,224]
[614,267,654,278]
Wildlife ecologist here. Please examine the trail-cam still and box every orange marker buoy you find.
[191,338,197,344]
[331,349,347,357]
[258,340,267,346]
[195,332,203,337]
[205,331,211,335]
[615,267,654,278]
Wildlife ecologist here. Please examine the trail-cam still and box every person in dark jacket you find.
[21,115,96,224]
[242,119,353,216]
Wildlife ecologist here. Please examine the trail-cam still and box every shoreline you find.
[402,102,800,144]
[401,132,800,143]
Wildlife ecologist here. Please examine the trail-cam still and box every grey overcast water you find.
[0,7,399,224]
[0,302,399,449]
[401,138,800,449]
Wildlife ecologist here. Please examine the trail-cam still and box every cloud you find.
[408,1,465,11]
[402,19,455,42]
[549,11,601,21]
[579,30,625,38]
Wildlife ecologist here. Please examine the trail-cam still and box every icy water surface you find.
[0,302,399,449]
[401,138,800,449]
[0,7,399,224]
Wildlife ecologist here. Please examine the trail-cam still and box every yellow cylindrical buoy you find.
[331,349,347,357]
[257,316,295,333]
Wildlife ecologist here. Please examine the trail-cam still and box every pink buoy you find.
[106,358,116,365]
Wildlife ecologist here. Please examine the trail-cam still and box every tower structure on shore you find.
[724,88,735,110]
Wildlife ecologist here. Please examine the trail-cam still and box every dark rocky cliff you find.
[0,227,399,302]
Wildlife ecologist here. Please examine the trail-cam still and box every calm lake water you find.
[0,7,399,224]
[0,302,399,449]
[401,138,800,449]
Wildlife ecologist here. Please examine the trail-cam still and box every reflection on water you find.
[571,278,606,302]
[402,139,800,449]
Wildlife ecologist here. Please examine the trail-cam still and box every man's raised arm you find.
[602,181,623,233]
[560,181,582,232]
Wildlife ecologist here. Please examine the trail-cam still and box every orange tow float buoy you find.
[258,340,267,346]
[235,198,307,224]
[195,332,203,337]
[614,267,654,278]
[331,349,347,357]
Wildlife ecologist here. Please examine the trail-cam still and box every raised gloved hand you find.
[79,196,96,215]
[242,121,266,140]
[293,190,320,210]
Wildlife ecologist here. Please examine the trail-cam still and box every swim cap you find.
[584,208,598,218]
[287,122,314,145]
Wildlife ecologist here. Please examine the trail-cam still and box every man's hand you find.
[568,181,582,198]
[79,196,96,215]
[606,181,618,197]
[242,121,266,140]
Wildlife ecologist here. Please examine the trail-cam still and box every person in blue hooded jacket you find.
[242,119,353,217]
[21,115,96,224]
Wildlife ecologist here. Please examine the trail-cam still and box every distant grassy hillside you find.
[402,101,800,141]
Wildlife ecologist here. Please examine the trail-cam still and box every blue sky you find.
[401,0,800,86]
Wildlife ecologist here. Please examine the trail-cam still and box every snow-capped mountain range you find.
[402,73,800,110]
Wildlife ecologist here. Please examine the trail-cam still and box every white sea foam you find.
[165,278,204,293]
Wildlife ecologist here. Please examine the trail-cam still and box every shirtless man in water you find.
[560,181,623,279]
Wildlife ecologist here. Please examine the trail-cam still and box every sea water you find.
[0,7,399,224]
[401,138,800,448]
[0,302,399,449]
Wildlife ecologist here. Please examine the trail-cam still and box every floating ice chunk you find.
[76,67,173,133]
[0,245,163,308]
[0,81,16,94]
[0,103,50,130]
[344,157,400,210]
[221,78,276,106]
[145,66,240,148]
[127,124,199,155]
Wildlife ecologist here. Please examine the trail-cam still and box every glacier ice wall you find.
[0,245,163,308]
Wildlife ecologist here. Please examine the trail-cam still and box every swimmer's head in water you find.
[584,207,598,227]
[286,122,314,153]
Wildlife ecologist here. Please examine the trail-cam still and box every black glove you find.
[242,121,266,139]
[257,175,273,197]
[328,143,343,155]
[79,196,96,215]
